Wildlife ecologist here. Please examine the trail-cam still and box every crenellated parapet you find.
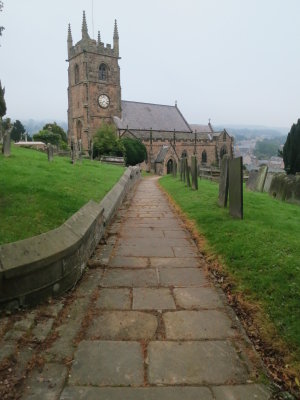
[67,11,119,60]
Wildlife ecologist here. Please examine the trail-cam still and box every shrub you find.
[93,124,124,158]
[33,130,60,146]
[121,137,147,166]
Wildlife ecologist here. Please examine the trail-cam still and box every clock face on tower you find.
[98,94,110,109]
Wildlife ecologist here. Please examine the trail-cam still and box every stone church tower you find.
[67,12,121,150]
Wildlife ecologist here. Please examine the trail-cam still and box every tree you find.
[93,124,124,158]
[11,120,25,142]
[121,137,147,166]
[43,122,67,143]
[253,137,284,160]
[283,119,300,174]
[33,130,61,146]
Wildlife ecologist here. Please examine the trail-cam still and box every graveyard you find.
[0,144,125,244]
[160,173,300,389]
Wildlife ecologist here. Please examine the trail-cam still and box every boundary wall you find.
[0,166,141,311]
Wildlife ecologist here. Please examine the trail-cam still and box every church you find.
[67,12,234,174]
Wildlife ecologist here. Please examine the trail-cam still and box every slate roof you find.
[189,123,214,133]
[114,101,191,132]
[155,145,170,163]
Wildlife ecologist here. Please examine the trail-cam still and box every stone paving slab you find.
[101,269,158,287]
[148,341,249,385]
[68,341,144,386]
[116,244,174,257]
[109,256,148,268]
[86,311,157,340]
[212,384,271,399]
[158,268,206,287]
[133,288,176,310]
[60,386,214,400]
[120,227,165,238]
[96,288,131,309]
[150,257,199,268]
[21,363,68,400]
[174,287,224,309]
[173,246,198,257]
[120,237,191,247]
[162,229,190,238]
[163,310,235,339]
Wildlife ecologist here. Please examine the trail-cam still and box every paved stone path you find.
[0,177,271,399]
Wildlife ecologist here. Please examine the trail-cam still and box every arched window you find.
[201,150,207,164]
[74,64,79,84]
[99,63,107,81]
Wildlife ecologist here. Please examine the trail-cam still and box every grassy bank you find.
[0,145,125,245]
[160,176,300,363]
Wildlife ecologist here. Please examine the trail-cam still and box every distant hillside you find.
[21,119,68,136]
[214,124,289,140]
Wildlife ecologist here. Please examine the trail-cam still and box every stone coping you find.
[0,166,141,311]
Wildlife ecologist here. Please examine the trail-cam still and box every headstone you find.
[180,158,184,181]
[191,155,198,190]
[185,158,191,187]
[256,165,268,192]
[71,136,76,164]
[218,155,229,207]
[246,170,258,191]
[78,139,82,162]
[2,131,11,157]
[183,158,186,183]
[90,140,93,161]
[263,172,275,193]
[172,160,177,177]
[229,157,243,219]
[47,143,53,162]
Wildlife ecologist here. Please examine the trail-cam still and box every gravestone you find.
[78,139,82,163]
[185,158,191,187]
[218,155,229,207]
[47,143,54,162]
[70,136,76,164]
[172,161,177,178]
[256,165,268,192]
[263,171,275,193]
[191,155,198,190]
[90,140,93,161]
[229,157,243,219]
[2,131,11,157]
[246,165,268,192]
[183,158,186,183]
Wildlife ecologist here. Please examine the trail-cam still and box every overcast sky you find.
[1,0,300,128]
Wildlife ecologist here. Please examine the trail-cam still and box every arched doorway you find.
[220,145,227,159]
[167,159,173,174]
[201,150,207,164]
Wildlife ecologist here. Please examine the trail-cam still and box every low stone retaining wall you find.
[0,166,141,311]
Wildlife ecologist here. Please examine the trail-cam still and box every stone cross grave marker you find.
[191,155,198,190]
[229,157,243,219]
[218,155,229,207]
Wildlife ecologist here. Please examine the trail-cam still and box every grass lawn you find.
[160,175,300,364]
[0,145,125,245]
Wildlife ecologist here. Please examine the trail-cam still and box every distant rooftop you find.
[114,101,191,132]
